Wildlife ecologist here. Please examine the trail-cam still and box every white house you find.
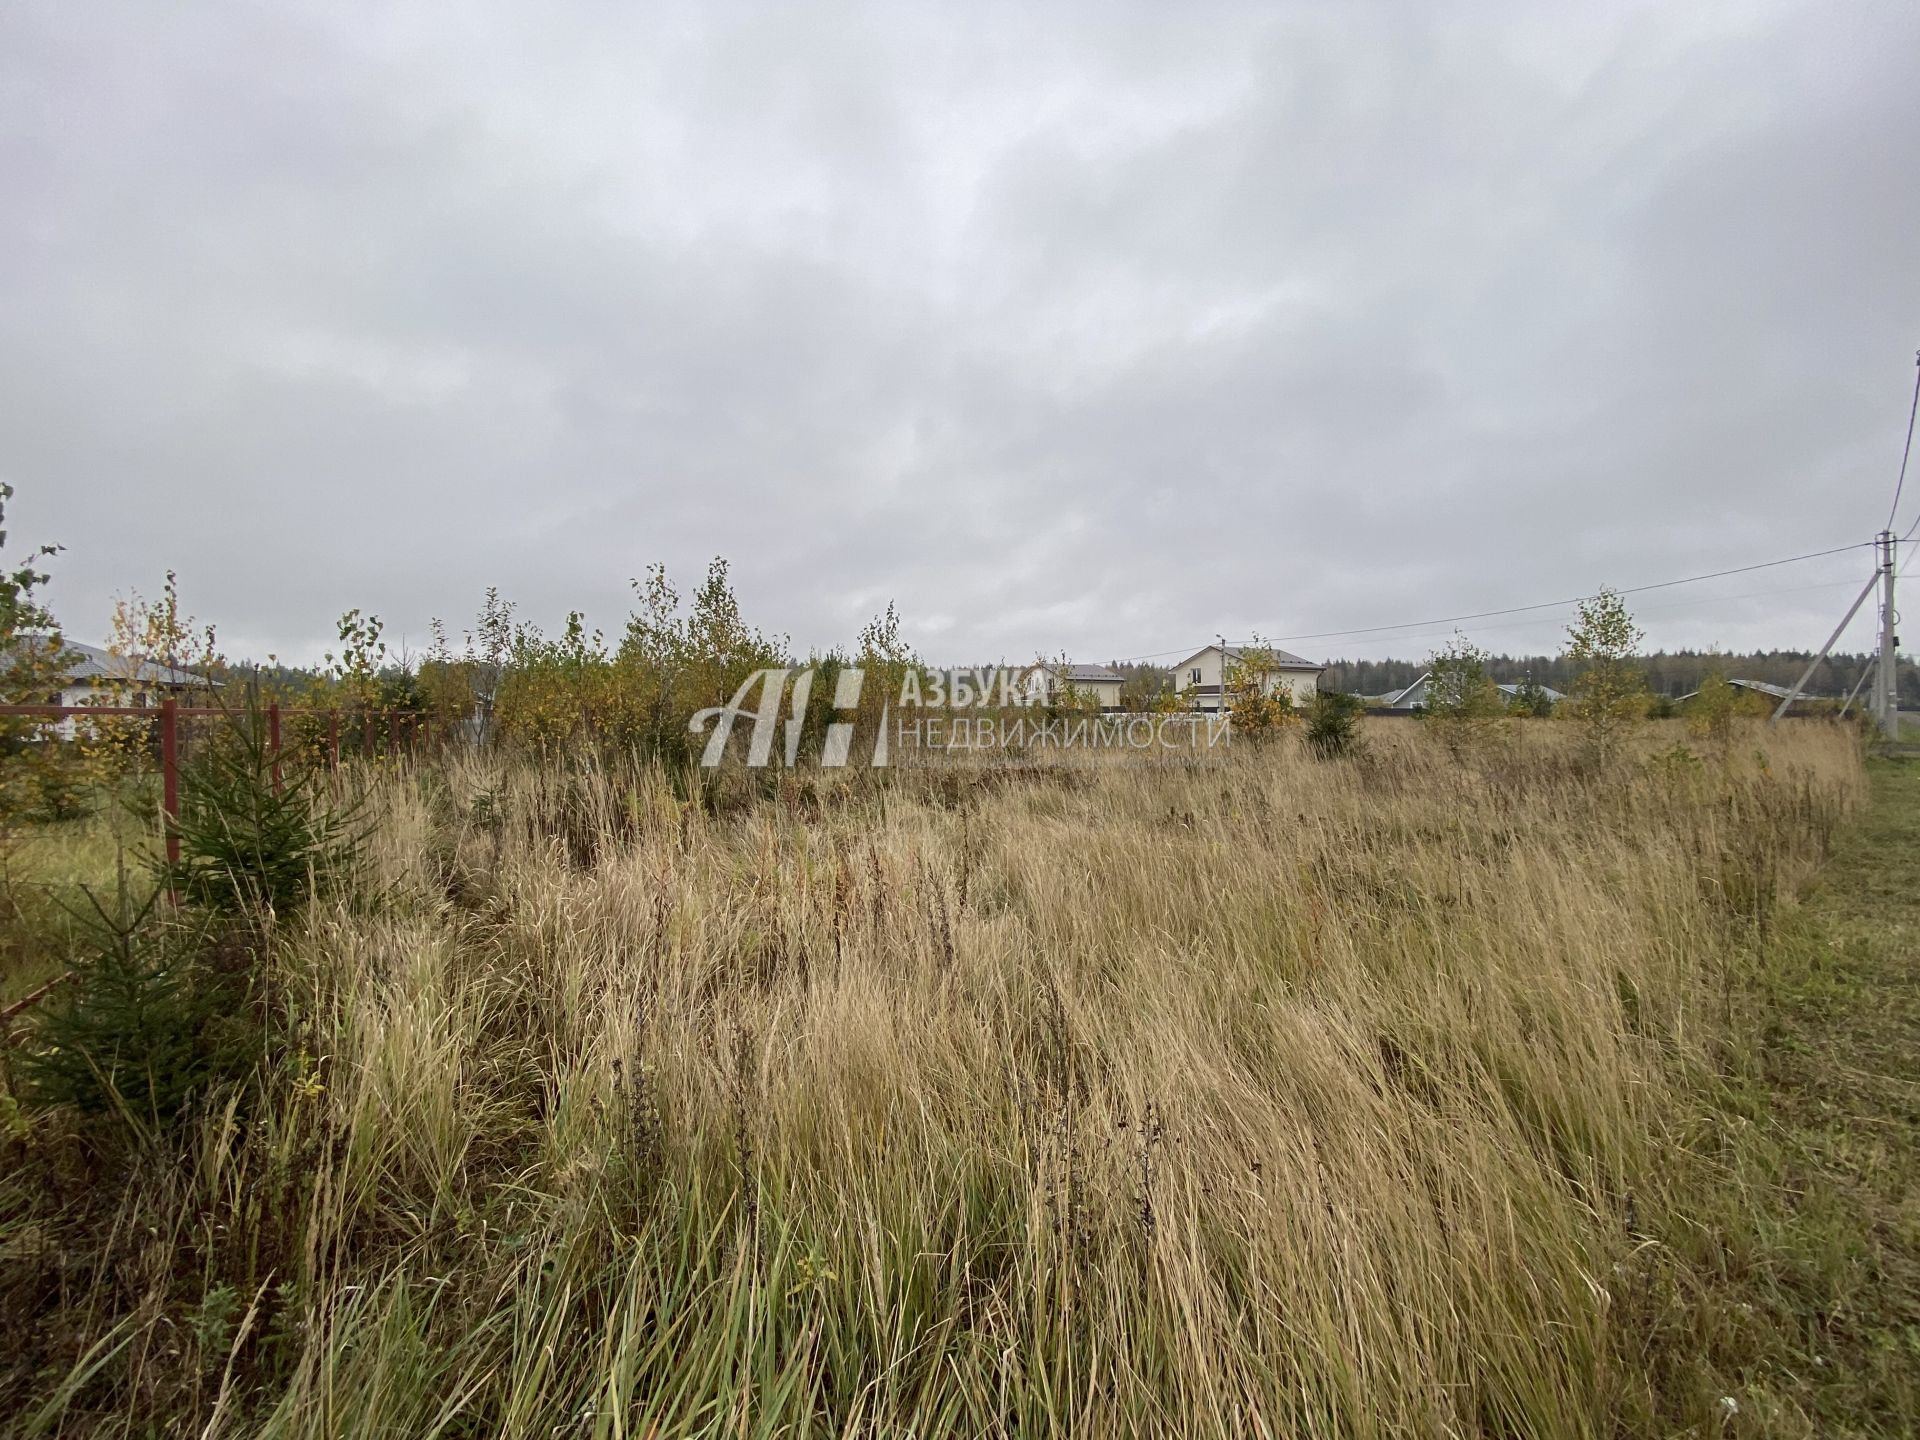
[46,639,209,706]
[7,637,212,736]
[1018,661,1126,711]
[1172,644,1322,713]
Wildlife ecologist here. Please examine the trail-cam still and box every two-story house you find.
[1170,644,1322,713]
[1018,662,1125,712]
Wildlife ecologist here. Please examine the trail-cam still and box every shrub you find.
[1424,633,1504,757]
[1225,641,1299,737]
[1511,676,1557,717]
[1304,689,1362,759]
[1685,670,1769,757]
[0,482,89,823]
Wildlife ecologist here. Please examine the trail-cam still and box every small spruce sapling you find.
[22,851,251,1133]
[161,685,368,919]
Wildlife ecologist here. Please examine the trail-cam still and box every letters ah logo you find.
[689,667,887,768]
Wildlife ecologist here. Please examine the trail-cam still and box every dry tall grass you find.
[9,721,1864,1437]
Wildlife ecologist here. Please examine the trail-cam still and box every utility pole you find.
[1878,529,1900,738]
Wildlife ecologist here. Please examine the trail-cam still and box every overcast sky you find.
[4,1,1916,668]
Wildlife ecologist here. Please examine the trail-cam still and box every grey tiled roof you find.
[1023,661,1124,682]
[10,636,209,687]
[1384,673,1568,707]
[1219,644,1320,670]
[1727,677,1793,699]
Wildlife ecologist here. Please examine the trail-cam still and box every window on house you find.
[1188,667,1202,685]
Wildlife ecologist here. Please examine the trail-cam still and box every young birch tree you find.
[1424,633,1503,758]
[1565,587,1646,765]
[1224,639,1297,738]
[0,484,76,818]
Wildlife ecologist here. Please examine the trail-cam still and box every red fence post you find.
[160,699,181,868]
[328,709,340,770]
[388,710,399,758]
[268,700,282,793]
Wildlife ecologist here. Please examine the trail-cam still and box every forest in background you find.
[1101,651,1907,710]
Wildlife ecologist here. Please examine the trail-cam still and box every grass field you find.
[1,719,1909,1437]
[0,785,155,1006]
[1677,755,1920,1435]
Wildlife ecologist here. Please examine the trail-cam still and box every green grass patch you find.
[1671,757,1920,1435]
[2,783,160,1004]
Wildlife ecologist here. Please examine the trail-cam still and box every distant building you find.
[5,636,212,737]
[1672,677,1798,704]
[1171,644,1322,714]
[1496,681,1567,709]
[1371,673,1566,713]
[1019,661,1125,712]
[6,636,208,705]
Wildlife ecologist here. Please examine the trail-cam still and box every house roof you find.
[1728,678,1794,700]
[9,636,209,688]
[1173,643,1322,672]
[1380,673,1566,707]
[1673,677,1798,703]
[1384,673,1430,707]
[1026,662,1124,683]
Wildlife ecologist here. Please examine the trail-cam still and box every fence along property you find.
[0,699,432,865]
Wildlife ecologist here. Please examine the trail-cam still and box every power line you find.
[1226,575,1876,659]
[1358,574,1873,649]
[1111,540,1871,662]
[1889,349,1920,534]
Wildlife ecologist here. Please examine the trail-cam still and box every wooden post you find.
[388,710,399,758]
[268,700,282,793]
[328,709,340,769]
[363,712,374,759]
[160,699,181,867]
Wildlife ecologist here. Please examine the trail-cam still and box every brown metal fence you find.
[0,700,435,865]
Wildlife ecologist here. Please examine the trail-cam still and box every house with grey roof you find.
[7,636,214,736]
[1371,672,1566,713]
[1671,677,1798,704]
[1171,643,1323,713]
[1019,661,1126,711]
[37,638,209,699]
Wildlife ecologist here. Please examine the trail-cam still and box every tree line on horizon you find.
[4,467,1901,802]
[1098,650,1908,710]
[1313,650,1905,704]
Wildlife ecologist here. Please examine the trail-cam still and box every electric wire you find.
[1109,540,1872,663]
[1889,350,1920,534]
